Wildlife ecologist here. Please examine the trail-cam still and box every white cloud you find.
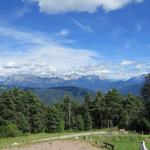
[0,26,149,80]
[72,19,93,33]
[0,26,53,47]
[57,29,70,37]
[136,64,144,69]
[24,0,143,14]
[121,60,134,66]
[0,25,98,76]
[3,62,20,69]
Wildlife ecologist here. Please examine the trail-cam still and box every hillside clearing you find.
[0,131,106,149]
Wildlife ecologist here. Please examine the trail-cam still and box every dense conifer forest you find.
[0,74,150,138]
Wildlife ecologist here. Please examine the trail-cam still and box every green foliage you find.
[105,89,123,125]
[141,74,150,123]
[83,133,150,150]
[0,76,150,138]
[25,91,46,133]
[61,96,72,130]
[119,94,145,130]
[75,115,84,131]
[141,74,150,101]
[0,123,21,138]
[129,117,150,133]
[83,108,93,130]
[92,91,105,128]
[0,88,46,136]
[46,105,64,132]
[15,112,30,132]
[58,121,65,132]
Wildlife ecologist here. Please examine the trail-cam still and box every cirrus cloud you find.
[0,25,99,76]
[121,60,134,66]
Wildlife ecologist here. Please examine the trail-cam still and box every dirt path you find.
[4,131,106,150]
[32,131,107,143]
[6,140,101,150]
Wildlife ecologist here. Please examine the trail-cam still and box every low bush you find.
[0,123,22,138]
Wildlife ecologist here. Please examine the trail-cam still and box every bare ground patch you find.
[5,140,101,150]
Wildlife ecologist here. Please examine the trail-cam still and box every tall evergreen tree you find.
[74,114,84,131]
[141,74,150,121]
[83,94,93,130]
[83,108,93,131]
[92,91,106,128]
[105,89,123,127]
[120,94,145,129]
[25,91,46,133]
[46,105,64,132]
[61,96,72,130]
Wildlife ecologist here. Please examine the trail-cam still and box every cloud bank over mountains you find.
[0,25,149,80]
[0,25,98,77]
[24,0,143,14]
[0,0,148,81]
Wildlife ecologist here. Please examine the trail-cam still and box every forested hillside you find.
[0,86,95,104]
[0,74,150,138]
[32,87,95,104]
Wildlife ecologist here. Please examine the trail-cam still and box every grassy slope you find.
[81,133,150,150]
[0,130,150,150]
[0,131,80,149]
[0,130,102,149]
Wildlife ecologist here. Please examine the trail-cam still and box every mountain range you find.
[0,74,145,95]
[0,73,146,104]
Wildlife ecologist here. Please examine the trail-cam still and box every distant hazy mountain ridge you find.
[0,74,145,95]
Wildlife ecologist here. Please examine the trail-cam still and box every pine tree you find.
[92,91,106,128]
[120,94,144,129]
[62,96,72,130]
[83,109,93,131]
[46,106,64,132]
[141,74,150,123]
[105,89,123,127]
[0,89,47,136]
[141,74,150,101]
[22,90,46,133]
[75,115,84,131]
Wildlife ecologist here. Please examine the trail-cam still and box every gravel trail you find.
[6,140,101,150]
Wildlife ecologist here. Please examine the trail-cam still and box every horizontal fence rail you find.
[103,141,115,150]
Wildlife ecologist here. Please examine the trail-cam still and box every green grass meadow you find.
[0,130,150,150]
[81,133,150,150]
[0,131,79,149]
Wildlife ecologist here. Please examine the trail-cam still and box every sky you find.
[0,0,150,80]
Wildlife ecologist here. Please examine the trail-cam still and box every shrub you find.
[58,121,65,132]
[0,123,22,138]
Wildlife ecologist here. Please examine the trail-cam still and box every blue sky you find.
[0,0,150,80]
